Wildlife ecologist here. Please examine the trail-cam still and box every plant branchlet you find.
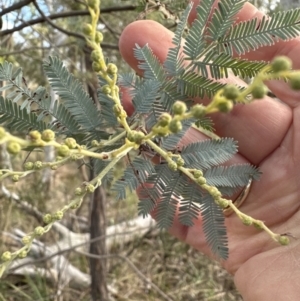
[1,0,300,275]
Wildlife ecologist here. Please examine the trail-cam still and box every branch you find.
[0,0,33,17]
[32,0,86,40]
[0,5,137,37]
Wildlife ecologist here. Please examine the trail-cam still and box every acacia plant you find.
[1,0,300,276]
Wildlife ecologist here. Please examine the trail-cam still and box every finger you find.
[190,0,300,107]
[119,20,292,164]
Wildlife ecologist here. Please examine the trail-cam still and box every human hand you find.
[119,1,300,300]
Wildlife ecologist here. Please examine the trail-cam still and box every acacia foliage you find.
[1,0,300,259]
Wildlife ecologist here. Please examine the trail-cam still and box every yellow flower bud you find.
[158,113,172,127]
[168,120,182,134]
[95,31,103,44]
[34,161,43,169]
[21,236,31,245]
[29,130,41,141]
[82,23,93,36]
[251,84,268,99]
[106,63,118,75]
[18,250,27,258]
[53,211,64,220]
[191,104,205,119]
[271,56,292,72]
[34,226,45,236]
[7,141,21,155]
[85,184,95,193]
[43,214,52,224]
[41,129,55,142]
[57,145,70,157]
[278,235,290,246]
[1,251,12,262]
[101,84,111,95]
[12,175,19,182]
[193,170,203,178]
[65,137,77,149]
[168,161,177,171]
[75,187,83,196]
[92,61,102,72]
[24,162,34,170]
[172,101,187,115]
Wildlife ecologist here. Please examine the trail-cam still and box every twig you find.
[32,0,86,41]
[0,6,137,37]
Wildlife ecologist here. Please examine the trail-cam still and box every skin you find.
[119,1,300,300]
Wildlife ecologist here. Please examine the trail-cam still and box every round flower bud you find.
[34,161,43,169]
[172,101,187,115]
[70,154,79,161]
[1,251,12,262]
[57,145,70,157]
[193,170,203,178]
[196,177,206,185]
[82,23,93,36]
[168,120,182,134]
[41,129,55,142]
[21,236,31,245]
[271,56,292,72]
[75,187,83,196]
[91,140,99,147]
[106,63,118,75]
[34,226,45,236]
[43,214,52,224]
[217,198,229,208]
[0,127,6,139]
[51,165,58,170]
[70,202,80,210]
[191,104,205,119]
[65,137,77,149]
[53,211,64,220]
[209,187,221,198]
[24,162,34,170]
[289,74,300,90]
[29,130,41,141]
[216,99,233,113]
[158,113,172,127]
[278,235,290,246]
[85,184,95,193]
[168,161,178,171]
[91,50,102,62]
[133,131,145,144]
[92,61,102,72]
[95,31,104,44]
[12,175,19,182]
[176,157,184,167]
[113,104,122,117]
[251,84,268,99]
[7,141,21,155]
[241,216,253,226]
[223,85,240,100]
[101,84,111,95]
[18,250,27,258]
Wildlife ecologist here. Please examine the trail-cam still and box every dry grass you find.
[0,154,243,301]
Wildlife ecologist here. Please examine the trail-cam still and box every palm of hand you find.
[119,2,300,300]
